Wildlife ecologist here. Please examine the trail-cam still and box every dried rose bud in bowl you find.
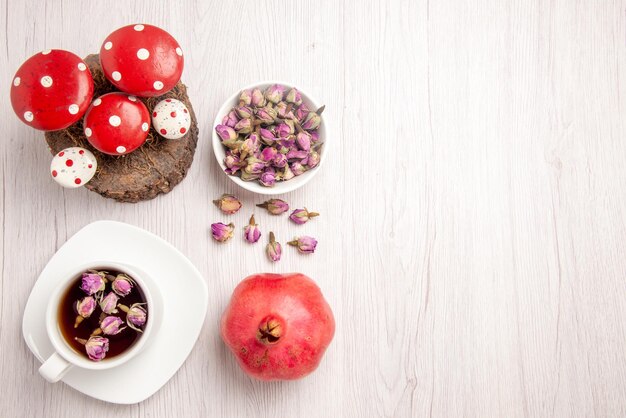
[212,82,327,195]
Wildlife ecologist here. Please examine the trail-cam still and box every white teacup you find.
[39,261,160,383]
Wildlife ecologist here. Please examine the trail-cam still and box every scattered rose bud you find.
[289,208,320,225]
[74,296,97,328]
[239,89,252,106]
[213,194,242,214]
[243,214,262,243]
[76,336,109,362]
[81,273,105,295]
[257,199,290,215]
[111,274,134,297]
[119,303,148,332]
[287,236,318,254]
[99,315,126,335]
[211,222,235,242]
[99,292,119,315]
[234,118,252,134]
[216,124,237,141]
[265,84,285,103]
[266,232,282,262]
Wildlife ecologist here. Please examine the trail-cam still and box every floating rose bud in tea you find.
[81,273,105,295]
[112,274,134,296]
[266,232,282,262]
[213,194,242,214]
[244,214,261,244]
[77,336,109,362]
[99,315,126,335]
[74,296,96,328]
[211,222,235,242]
[120,303,148,332]
[288,236,318,254]
[99,292,119,314]
[256,199,289,215]
[289,208,320,225]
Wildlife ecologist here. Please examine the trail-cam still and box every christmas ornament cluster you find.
[10,24,191,189]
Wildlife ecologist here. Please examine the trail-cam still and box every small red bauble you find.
[10,49,94,131]
[83,93,150,155]
[99,24,184,97]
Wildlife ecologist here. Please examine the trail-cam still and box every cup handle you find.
[39,352,72,383]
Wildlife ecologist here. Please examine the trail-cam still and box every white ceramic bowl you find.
[212,81,327,195]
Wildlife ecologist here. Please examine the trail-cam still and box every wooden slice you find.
[45,54,199,203]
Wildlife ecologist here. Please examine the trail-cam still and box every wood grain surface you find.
[1,0,626,417]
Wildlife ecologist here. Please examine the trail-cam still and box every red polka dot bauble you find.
[83,92,150,155]
[99,24,184,97]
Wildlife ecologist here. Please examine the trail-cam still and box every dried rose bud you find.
[287,236,318,254]
[112,275,134,297]
[279,164,295,181]
[222,110,240,128]
[119,303,148,332]
[240,171,261,181]
[243,214,261,243]
[76,336,109,362]
[239,133,260,160]
[244,156,266,175]
[296,132,311,151]
[74,296,96,328]
[276,122,293,137]
[307,151,321,169]
[259,169,276,187]
[235,105,254,119]
[274,102,291,119]
[211,222,235,242]
[259,128,276,145]
[81,273,105,295]
[302,112,321,130]
[265,84,286,103]
[234,118,252,134]
[256,108,276,124]
[260,146,278,162]
[295,108,309,123]
[273,153,287,168]
[256,199,290,215]
[310,130,320,143]
[286,149,308,160]
[286,88,303,106]
[266,232,282,262]
[100,316,126,335]
[216,124,237,141]
[213,194,242,214]
[224,153,243,175]
[239,89,252,105]
[251,88,266,107]
[99,292,119,315]
[277,136,296,151]
[290,162,307,176]
[289,208,320,225]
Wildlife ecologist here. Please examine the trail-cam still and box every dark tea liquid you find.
[58,269,147,360]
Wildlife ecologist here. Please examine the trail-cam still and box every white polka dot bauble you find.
[151,98,191,140]
[50,147,97,188]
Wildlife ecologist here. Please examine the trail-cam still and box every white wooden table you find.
[1,0,626,416]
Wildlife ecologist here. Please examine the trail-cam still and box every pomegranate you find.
[220,273,335,381]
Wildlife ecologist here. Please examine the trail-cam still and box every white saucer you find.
[22,220,208,404]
